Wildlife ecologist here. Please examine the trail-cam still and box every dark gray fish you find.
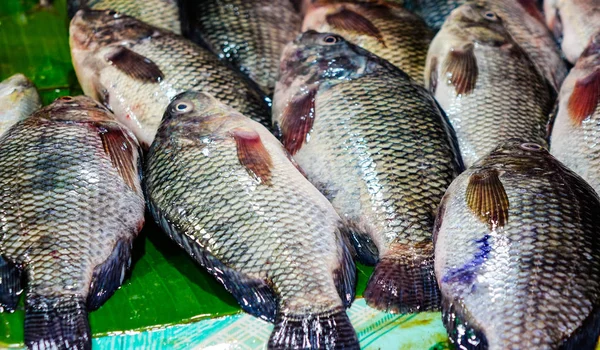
[403,0,465,30]
[70,9,271,149]
[274,31,463,313]
[434,139,600,349]
[145,91,359,349]
[179,0,302,96]
[0,96,145,349]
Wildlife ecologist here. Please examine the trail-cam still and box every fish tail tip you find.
[363,254,440,313]
[25,295,91,350]
[268,308,359,350]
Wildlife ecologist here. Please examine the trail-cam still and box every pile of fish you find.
[0,0,599,348]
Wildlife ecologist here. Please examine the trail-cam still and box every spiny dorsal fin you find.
[232,128,273,185]
[466,169,509,229]
[444,46,478,95]
[326,8,386,47]
[568,70,600,125]
[105,46,164,83]
[280,88,317,156]
[97,124,140,191]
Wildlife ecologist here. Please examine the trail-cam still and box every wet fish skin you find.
[69,9,271,149]
[434,139,600,349]
[179,0,302,96]
[274,31,462,313]
[0,74,41,137]
[425,2,555,167]
[145,91,359,349]
[67,0,181,33]
[403,0,465,31]
[302,0,432,84]
[544,0,600,64]
[550,33,600,195]
[0,96,145,350]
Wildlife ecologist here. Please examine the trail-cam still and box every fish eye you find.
[483,11,498,21]
[520,143,544,151]
[173,101,193,114]
[322,35,338,45]
[106,10,120,18]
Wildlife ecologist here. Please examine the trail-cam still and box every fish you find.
[550,33,600,195]
[273,31,463,313]
[544,0,600,64]
[144,91,359,349]
[425,2,555,167]
[67,0,181,34]
[0,74,41,137]
[69,9,271,149]
[0,96,145,349]
[302,0,432,83]
[434,139,600,349]
[178,0,302,96]
[403,0,465,31]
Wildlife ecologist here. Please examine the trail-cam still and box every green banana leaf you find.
[0,1,375,345]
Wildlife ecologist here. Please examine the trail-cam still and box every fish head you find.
[577,31,600,68]
[444,3,512,47]
[279,30,372,87]
[69,9,157,100]
[476,138,551,170]
[0,74,40,129]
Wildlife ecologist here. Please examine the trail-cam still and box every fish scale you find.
[70,10,271,149]
[0,96,144,350]
[145,91,358,349]
[180,0,302,96]
[434,139,600,349]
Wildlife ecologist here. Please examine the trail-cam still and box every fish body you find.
[274,31,462,313]
[0,74,40,137]
[545,0,600,63]
[302,1,432,83]
[434,139,600,349]
[70,9,271,149]
[0,96,145,349]
[403,0,465,31]
[550,34,600,194]
[425,3,554,167]
[179,0,302,96]
[67,0,181,33]
[145,91,359,349]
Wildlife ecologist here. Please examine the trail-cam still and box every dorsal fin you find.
[232,128,273,185]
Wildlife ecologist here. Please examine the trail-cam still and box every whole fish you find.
[145,91,359,349]
[403,0,465,31]
[434,139,600,349]
[425,2,555,167]
[70,9,271,149]
[550,33,600,194]
[0,74,40,137]
[302,0,432,83]
[178,0,302,96]
[545,0,600,63]
[0,96,145,349]
[67,0,181,34]
[274,31,462,313]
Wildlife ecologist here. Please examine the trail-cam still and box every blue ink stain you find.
[442,235,492,284]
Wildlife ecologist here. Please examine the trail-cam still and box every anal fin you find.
[333,228,357,308]
[0,256,22,312]
[341,224,379,266]
[147,201,278,322]
[442,297,487,349]
[87,239,133,310]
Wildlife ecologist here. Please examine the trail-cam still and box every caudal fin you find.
[25,295,91,350]
[268,308,359,350]
[363,248,440,313]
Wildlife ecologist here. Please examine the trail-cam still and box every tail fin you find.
[268,308,359,350]
[363,246,440,313]
[25,295,91,350]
